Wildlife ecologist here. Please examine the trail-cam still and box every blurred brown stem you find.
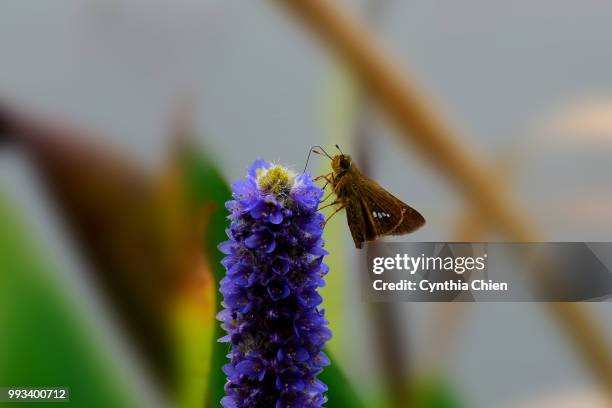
[276,0,612,400]
[356,80,411,408]
[352,2,412,406]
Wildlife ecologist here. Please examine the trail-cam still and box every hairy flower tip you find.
[257,165,293,197]
[218,159,330,408]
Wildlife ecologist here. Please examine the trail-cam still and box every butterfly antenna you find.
[315,145,333,159]
[335,144,344,154]
[302,145,332,173]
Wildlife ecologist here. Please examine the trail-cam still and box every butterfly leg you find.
[323,204,346,227]
[322,173,338,191]
[319,191,335,204]
[314,173,335,189]
[313,173,332,182]
[318,199,340,211]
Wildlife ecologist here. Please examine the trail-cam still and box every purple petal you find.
[221,397,238,408]
[269,210,283,224]
[218,240,235,255]
[248,159,271,180]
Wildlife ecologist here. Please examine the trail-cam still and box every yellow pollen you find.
[257,165,292,196]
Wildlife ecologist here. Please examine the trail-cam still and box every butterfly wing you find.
[339,174,377,249]
[344,198,370,249]
[357,173,425,240]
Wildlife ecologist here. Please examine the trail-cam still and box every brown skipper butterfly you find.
[307,145,425,249]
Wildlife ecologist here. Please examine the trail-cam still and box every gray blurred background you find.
[2,1,612,407]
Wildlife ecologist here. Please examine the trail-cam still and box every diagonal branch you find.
[275,0,612,400]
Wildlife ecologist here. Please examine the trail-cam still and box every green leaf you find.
[180,145,232,408]
[319,352,365,408]
[409,377,465,408]
[0,194,138,408]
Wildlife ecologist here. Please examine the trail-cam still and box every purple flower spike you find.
[218,160,330,408]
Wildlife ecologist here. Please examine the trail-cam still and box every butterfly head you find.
[332,154,353,175]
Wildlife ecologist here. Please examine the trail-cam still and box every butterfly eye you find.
[339,157,351,170]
